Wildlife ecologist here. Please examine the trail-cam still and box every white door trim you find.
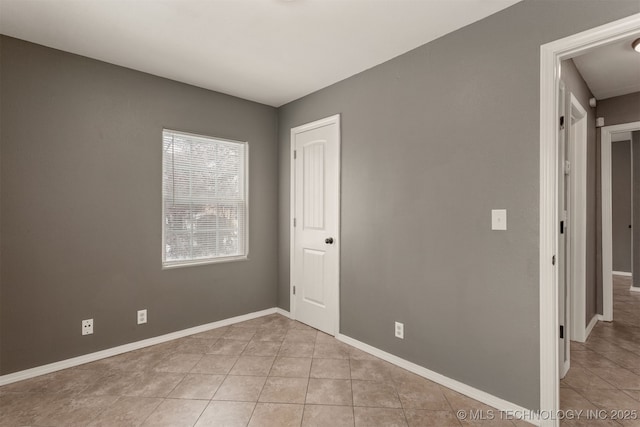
[539,13,640,427]
[568,93,588,343]
[289,114,341,336]
[601,121,640,321]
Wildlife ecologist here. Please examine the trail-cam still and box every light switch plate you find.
[492,209,507,230]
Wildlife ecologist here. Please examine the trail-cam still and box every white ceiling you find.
[0,0,520,107]
[572,35,640,100]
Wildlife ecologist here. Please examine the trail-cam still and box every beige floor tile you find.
[118,350,169,372]
[168,374,225,399]
[301,404,355,427]
[124,372,185,398]
[352,380,402,408]
[587,367,640,390]
[173,337,217,354]
[208,339,249,355]
[141,398,208,427]
[569,350,621,369]
[28,368,105,395]
[253,329,287,342]
[285,329,318,343]
[559,388,598,411]
[154,353,203,373]
[259,377,308,404]
[396,377,450,410]
[0,392,60,426]
[279,341,315,358]
[270,357,312,378]
[87,396,163,427]
[0,373,55,394]
[243,340,283,356]
[577,388,640,411]
[354,407,407,427]
[213,375,267,401]
[224,327,257,341]
[139,341,179,354]
[561,417,626,427]
[229,356,275,376]
[33,395,119,427]
[404,409,462,427]
[194,401,256,427]
[84,371,146,396]
[305,378,353,406]
[601,350,640,371]
[440,388,492,413]
[313,342,351,359]
[191,355,238,374]
[310,358,351,379]
[349,347,380,361]
[190,327,228,340]
[248,402,304,427]
[561,367,616,390]
[350,359,392,381]
[624,389,640,402]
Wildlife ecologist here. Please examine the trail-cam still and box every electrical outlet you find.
[137,309,147,325]
[395,321,404,339]
[82,319,93,335]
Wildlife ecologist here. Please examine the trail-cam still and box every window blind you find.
[162,129,248,267]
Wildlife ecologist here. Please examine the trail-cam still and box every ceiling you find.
[572,35,640,100]
[0,0,520,107]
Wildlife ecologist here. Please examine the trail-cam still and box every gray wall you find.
[598,92,640,126]
[277,0,639,410]
[596,92,640,310]
[612,140,632,273]
[0,37,279,374]
[560,58,598,325]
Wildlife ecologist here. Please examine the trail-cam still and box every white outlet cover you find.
[137,309,147,324]
[491,209,507,230]
[395,321,404,339]
[82,319,93,335]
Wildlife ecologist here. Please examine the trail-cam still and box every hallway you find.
[560,275,640,426]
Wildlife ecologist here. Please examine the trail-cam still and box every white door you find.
[557,82,570,378]
[291,115,340,336]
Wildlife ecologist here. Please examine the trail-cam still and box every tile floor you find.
[0,313,533,426]
[560,275,640,427]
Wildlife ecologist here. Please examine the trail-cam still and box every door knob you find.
[325,237,334,244]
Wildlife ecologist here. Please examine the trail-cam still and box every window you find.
[162,129,248,268]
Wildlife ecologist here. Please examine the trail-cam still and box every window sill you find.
[162,255,249,270]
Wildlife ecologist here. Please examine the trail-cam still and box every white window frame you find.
[161,129,249,269]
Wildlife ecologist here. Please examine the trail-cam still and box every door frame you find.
[568,93,588,343]
[539,13,640,427]
[289,114,341,336]
[602,121,640,317]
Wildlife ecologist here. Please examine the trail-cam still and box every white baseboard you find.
[336,334,539,426]
[585,314,599,339]
[1,306,538,426]
[613,271,632,277]
[0,307,278,386]
[630,286,640,293]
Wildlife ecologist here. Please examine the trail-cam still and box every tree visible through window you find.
[162,129,248,267]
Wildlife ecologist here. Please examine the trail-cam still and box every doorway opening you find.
[539,13,640,427]
[601,121,640,321]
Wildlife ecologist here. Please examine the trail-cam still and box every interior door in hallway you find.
[558,81,571,379]
[291,115,340,336]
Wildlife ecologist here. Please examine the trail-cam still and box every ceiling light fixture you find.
[633,38,640,53]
